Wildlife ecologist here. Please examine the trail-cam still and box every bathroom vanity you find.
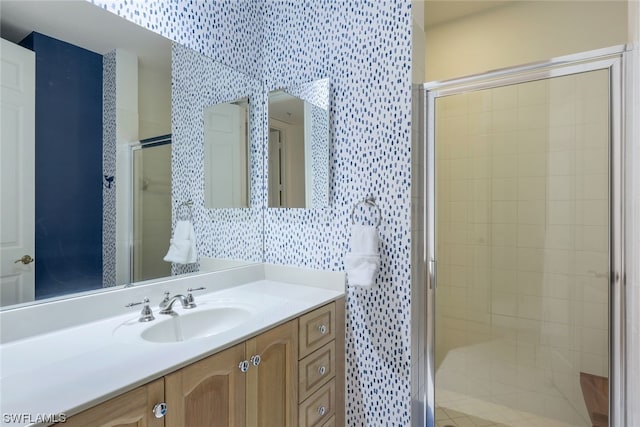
[0,264,345,427]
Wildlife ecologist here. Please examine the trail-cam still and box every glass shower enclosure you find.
[415,46,627,427]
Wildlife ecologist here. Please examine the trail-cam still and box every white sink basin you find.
[114,304,255,343]
[141,307,252,343]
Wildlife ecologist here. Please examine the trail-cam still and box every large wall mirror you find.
[268,78,330,208]
[0,0,263,310]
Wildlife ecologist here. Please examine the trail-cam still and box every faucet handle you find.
[125,297,155,322]
[159,291,171,308]
[185,287,206,308]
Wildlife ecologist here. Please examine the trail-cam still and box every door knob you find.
[14,255,34,265]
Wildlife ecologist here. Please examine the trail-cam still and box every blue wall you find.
[20,32,103,299]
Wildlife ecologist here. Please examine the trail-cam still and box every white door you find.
[203,103,247,208]
[0,39,35,306]
[268,128,283,207]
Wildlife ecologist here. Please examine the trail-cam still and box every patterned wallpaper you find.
[260,3,412,423]
[171,42,264,275]
[92,0,413,424]
[102,50,116,287]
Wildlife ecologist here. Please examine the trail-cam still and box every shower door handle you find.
[429,259,437,290]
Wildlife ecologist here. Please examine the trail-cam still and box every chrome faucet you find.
[159,291,194,315]
[125,297,155,322]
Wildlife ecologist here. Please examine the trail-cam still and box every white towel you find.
[350,224,379,254]
[163,220,198,264]
[345,225,379,288]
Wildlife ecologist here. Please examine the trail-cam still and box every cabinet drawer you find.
[299,342,335,402]
[299,302,335,358]
[299,380,335,427]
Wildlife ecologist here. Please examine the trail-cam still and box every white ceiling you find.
[0,0,171,72]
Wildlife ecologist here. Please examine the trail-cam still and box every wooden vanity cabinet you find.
[59,378,164,427]
[62,299,344,427]
[246,320,298,427]
[165,343,246,427]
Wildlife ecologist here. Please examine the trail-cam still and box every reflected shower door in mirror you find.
[0,1,263,309]
[131,136,172,283]
[268,78,330,208]
[204,98,249,209]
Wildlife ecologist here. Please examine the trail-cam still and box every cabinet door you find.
[60,378,164,427]
[165,343,245,427]
[246,320,298,427]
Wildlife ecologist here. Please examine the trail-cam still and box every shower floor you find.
[435,339,591,427]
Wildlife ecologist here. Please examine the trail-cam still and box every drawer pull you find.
[317,324,327,335]
[318,365,327,376]
[318,406,327,416]
[152,402,167,418]
[239,360,249,373]
[250,354,261,366]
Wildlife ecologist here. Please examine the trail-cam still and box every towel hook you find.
[350,196,381,228]
[178,200,193,221]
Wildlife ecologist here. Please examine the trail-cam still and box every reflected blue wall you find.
[20,32,103,299]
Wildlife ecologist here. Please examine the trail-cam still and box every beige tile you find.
[579,199,607,226]
[548,125,576,151]
[549,101,576,127]
[468,90,493,113]
[548,175,575,200]
[580,174,607,200]
[581,148,608,175]
[518,104,549,130]
[576,122,608,149]
[469,111,492,135]
[517,247,545,272]
[518,177,546,200]
[518,152,546,177]
[517,200,546,225]
[548,200,574,225]
[576,95,608,124]
[545,225,574,250]
[492,109,518,132]
[548,150,575,176]
[492,178,518,201]
[517,129,547,153]
[493,223,518,247]
[492,201,518,224]
[517,224,545,248]
[518,79,548,106]
[492,155,518,178]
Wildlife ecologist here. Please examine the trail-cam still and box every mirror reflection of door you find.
[203,99,248,209]
[131,137,172,283]
[0,39,35,306]
[268,92,307,208]
[268,128,284,207]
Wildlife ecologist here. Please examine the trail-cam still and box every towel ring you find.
[350,196,382,228]
[178,200,193,221]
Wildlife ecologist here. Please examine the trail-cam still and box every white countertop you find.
[0,265,344,426]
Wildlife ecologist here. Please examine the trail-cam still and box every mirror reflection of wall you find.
[267,78,330,208]
[204,97,249,209]
[0,1,262,310]
[170,43,263,276]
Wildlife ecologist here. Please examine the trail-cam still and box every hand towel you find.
[350,224,379,254]
[345,224,379,288]
[163,220,198,264]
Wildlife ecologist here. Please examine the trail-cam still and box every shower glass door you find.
[430,59,621,427]
[131,138,172,282]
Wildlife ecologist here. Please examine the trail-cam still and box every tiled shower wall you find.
[434,71,610,423]
[93,0,413,423]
